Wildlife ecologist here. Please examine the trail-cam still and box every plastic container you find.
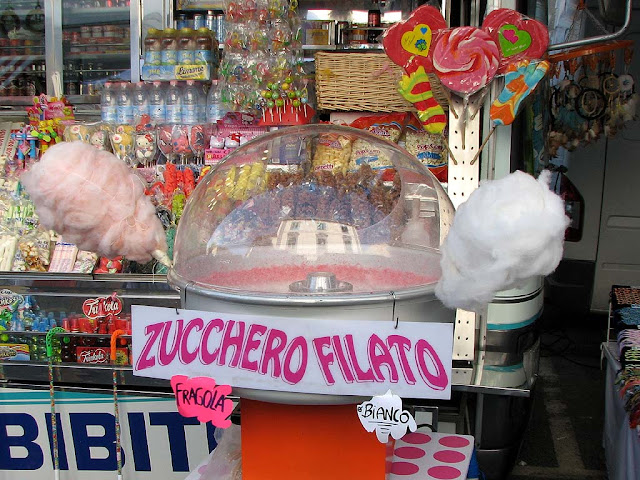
[177,28,196,65]
[195,27,213,66]
[161,28,178,66]
[165,80,183,124]
[206,79,227,123]
[115,82,134,125]
[144,28,162,66]
[148,81,166,124]
[100,82,117,123]
[181,80,202,124]
[132,82,149,121]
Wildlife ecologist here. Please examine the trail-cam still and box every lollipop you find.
[482,8,549,75]
[189,125,207,164]
[383,5,448,134]
[157,125,174,162]
[472,59,550,164]
[171,125,192,163]
[432,27,500,96]
[491,59,550,126]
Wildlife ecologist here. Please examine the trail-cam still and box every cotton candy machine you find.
[168,124,456,403]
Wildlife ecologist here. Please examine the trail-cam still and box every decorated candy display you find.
[383,5,447,74]
[219,0,311,123]
[383,5,448,134]
[490,59,550,126]
[432,27,500,96]
[482,8,549,74]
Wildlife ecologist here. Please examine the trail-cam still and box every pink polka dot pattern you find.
[438,436,471,448]
[402,432,432,444]
[427,465,461,479]
[390,461,420,475]
[394,446,426,459]
[433,450,466,463]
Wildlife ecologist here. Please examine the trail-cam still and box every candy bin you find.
[153,124,457,479]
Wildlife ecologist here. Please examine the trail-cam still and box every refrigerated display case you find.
[61,0,136,96]
[0,0,46,98]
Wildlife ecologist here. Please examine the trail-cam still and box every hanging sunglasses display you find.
[548,40,636,156]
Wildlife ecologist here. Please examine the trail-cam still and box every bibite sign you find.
[133,306,454,400]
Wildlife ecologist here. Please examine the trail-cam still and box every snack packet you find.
[312,133,352,174]
[404,113,448,182]
[349,113,408,171]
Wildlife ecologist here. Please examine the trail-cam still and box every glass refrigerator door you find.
[0,0,47,98]
[61,0,140,98]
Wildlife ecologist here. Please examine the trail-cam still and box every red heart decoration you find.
[383,5,447,74]
[482,8,549,74]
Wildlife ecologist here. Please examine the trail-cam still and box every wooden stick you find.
[441,132,458,165]
[470,125,497,165]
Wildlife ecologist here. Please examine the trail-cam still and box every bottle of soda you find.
[195,27,213,66]
[165,80,183,124]
[101,82,117,123]
[177,28,196,65]
[144,28,163,66]
[161,28,178,66]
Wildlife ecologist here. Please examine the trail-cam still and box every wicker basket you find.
[315,51,447,113]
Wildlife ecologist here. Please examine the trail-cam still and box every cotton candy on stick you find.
[383,5,448,134]
[20,141,170,266]
[435,170,568,312]
[471,59,550,164]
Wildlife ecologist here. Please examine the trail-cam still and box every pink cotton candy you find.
[20,141,167,263]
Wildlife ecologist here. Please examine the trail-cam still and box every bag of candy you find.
[312,133,353,175]
[403,113,448,182]
[348,113,409,171]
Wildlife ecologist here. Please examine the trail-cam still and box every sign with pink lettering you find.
[170,375,234,428]
[132,306,454,400]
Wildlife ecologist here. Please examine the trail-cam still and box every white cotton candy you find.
[20,141,167,262]
[435,170,569,312]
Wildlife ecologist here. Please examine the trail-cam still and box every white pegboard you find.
[447,95,482,209]
[447,94,483,361]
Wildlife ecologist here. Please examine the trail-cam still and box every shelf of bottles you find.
[0,0,47,97]
[62,0,132,97]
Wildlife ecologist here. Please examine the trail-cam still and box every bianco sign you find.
[132,306,454,400]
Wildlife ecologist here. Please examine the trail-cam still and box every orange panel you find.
[242,399,388,480]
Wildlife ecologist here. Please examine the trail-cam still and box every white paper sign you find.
[357,390,417,443]
[132,306,453,400]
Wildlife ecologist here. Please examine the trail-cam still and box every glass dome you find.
[170,124,454,299]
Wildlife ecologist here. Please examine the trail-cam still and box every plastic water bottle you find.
[148,81,166,124]
[132,82,149,122]
[116,82,134,125]
[100,82,117,123]
[181,80,201,124]
[165,80,183,124]
[206,80,227,124]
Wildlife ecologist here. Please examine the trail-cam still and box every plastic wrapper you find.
[185,424,242,480]
[16,229,51,272]
[64,124,92,143]
[0,232,17,271]
[481,8,549,75]
[135,131,157,166]
[72,250,99,274]
[110,125,136,164]
[90,126,111,151]
[312,133,352,174]
[349,113,408,171]
[48,239,79,273]
[404,114,448,182]
[432,26,500,96]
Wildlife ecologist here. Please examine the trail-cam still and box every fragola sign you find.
[132,306,453,400]
[82,294,123,319]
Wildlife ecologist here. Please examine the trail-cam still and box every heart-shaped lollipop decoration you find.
[482,8,549,74]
